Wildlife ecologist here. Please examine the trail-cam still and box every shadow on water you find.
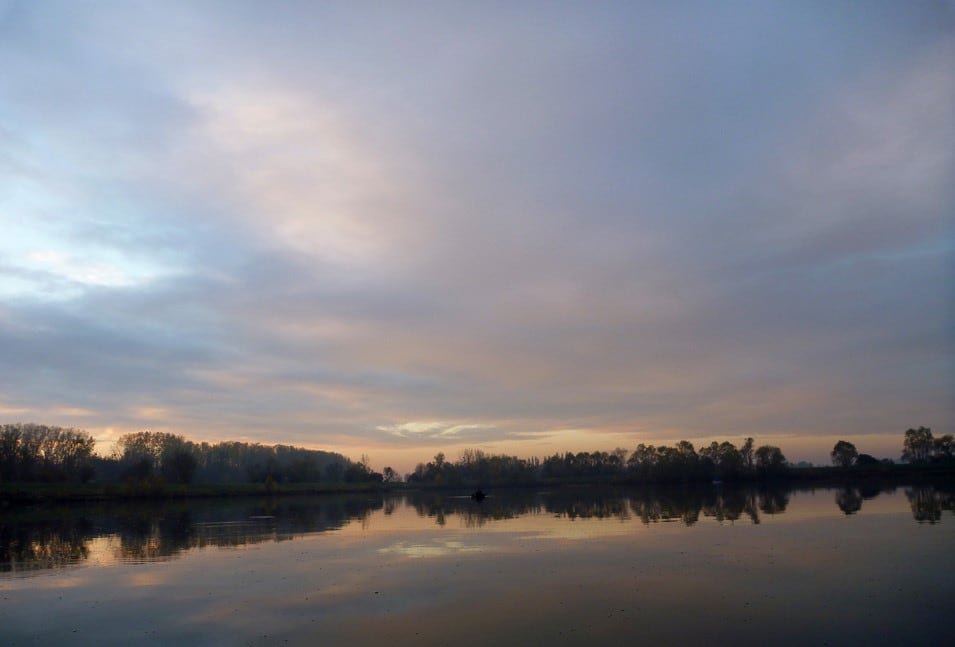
[2,481,953,573]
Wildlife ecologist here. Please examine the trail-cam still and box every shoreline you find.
[3,464,954,505]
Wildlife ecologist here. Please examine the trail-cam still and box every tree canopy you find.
[831,440,859,468]
[0,423,95,482]
[4,422,951,487]
[901,427,953,464]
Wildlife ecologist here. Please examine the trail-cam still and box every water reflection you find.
[1,495,384,574]
[404,485,794,527]
[622,486,784,525]
[2,482,952,574]
[406,490,539,527]
[833,482,890,515]
[906,485,955,524]
[0,516,92,572]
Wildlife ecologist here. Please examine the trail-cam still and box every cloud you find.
[0,2,951,467]
[377,422,499,441]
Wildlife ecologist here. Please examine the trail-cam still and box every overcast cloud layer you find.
[1,2,952,469]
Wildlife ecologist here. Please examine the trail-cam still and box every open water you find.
[1,483,953,645]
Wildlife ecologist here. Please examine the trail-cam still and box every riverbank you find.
[4,463,955,505]
[0,480,400,505]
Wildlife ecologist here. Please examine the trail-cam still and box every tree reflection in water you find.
[835,487,864,515]
[1,481,952,573]
[835,482,900,515]
[408,490,540,528]
[906,485,955,524]
[1,495,385,572]
[406,486,792,527]
[0,516,92,572]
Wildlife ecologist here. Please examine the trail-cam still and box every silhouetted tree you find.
[382,466,399,483]
[740,437,755,472]
[830,440,858,468]
[343,461,383,483]
[711,441,744,479]
[901,427,934,463]
[932,434,954,463]
[626,444,656,480]
[116,432,193,483]
[408,449,538,486]
[0,424,95,482]
[754,445,787,475]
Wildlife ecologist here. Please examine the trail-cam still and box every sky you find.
[1,1,953,472]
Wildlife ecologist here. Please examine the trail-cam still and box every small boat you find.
[471,489,486,501]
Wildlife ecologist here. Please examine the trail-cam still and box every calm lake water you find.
[2,483,953,646]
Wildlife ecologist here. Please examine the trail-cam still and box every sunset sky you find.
[1,2,952,473]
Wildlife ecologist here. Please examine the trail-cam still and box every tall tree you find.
[754,445,787,475]
[933,434,954,462]
[901,427,934,463]
[740,437,755,471]
[830,440,859,468]
[382,466,399,482]
[0,424,95,482]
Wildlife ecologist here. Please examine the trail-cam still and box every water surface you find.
[1,483,953,645]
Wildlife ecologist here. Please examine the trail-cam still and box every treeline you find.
[901,426,953,464]
[406,428,954,485]
[546,439,787,483]
[406,449,540,486]
[0,425,382,485]
[3,422,951,488]
[97,431,381,485]
[406,438,787,486]
[0,423,96,483]
[829,427,954,468]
